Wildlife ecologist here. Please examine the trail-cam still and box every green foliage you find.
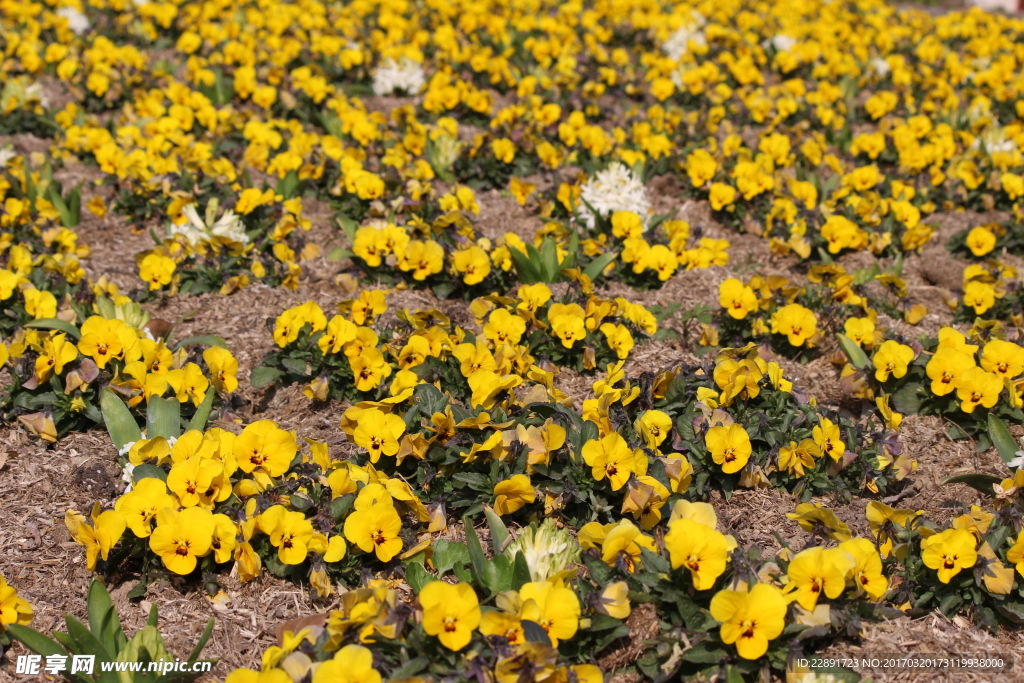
[8,579,215,683]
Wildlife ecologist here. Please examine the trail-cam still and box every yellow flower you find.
[419,581,481,651]
[872,340,914,382]
[599,322,634,359]
[149,506,214,575]
[812,417,845,461]
[600,519,656,572]
[784,546,855,610]
[962,281,995,315]
[344,501,403,562]
[719,278,757,319]
[1006,534,1024,578]
[115,478,175,538]
[139,253,176,290]
[492,138,515,164]
[311,645,382,683]
[494,474,536,516]
[777,439,820,478]
[0,574,34,630]
[709,583,787,660]
[397,239,445,280]
[452,245,491,285]
[65,509,126,571]
[24,288,57,319]
[634,409,672,449]
[980,339,1024,380]
[709,182,737,211]
[965,226,996,257]
[509,177,536,205]
[34,333,78,382]
[203,347,239,394]
[595,581,631,619]
[548,303,587,349]
[956,366,1003,413]
[921,528,978,583]
[582,432,638,490]
[926,348,975,396]
[468,369,522,409]
[839,538,887,600]
[665,518,731,590]
[771,304,817,347]
[166,362,210,406]
[519,580,580,646]
[349,348,393,392]
[483,308,527,345]
[843,317,875,348]
[260,506,315,565]
[167,456,223,508]
[235,420,297,481]
[705,424,751,474]
[353,408,406,463]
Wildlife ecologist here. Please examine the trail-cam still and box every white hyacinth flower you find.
[506,519,581,582]
[662,15,708,63]
[578,162,651,229]
[770,34,796,52]
[868,58,891,77]
[0,145,16,170]
[56,6,90,35]
[169,203,249,246]
[372,58,426,96]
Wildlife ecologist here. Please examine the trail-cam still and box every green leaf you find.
[87,580,126,656]
[65,614,112,660]
[249,366,284,389]
[836,333,870,370]
[172,335,227,351]
[186,618,215,663]
[336,216,358,244]
[939,473,1002,496]
[188,388,216,432]
[147,397,181,440]
[133,464,168,483]
[463,515,490,583]
[540,237,559,282]
[101,389,143,450]
[406,562,433,593]
[509,245,540,284]
[510,550,532,590]
[25,318,81,338]
[891,382,924,415]
[326,247,353,261]
[432,540,471,577]
[277,170,300,199]
[987,413,1019,464]
[582,250,617,281]
[483,505,510,556]
[7,624,67,658]
[521,620,551,645]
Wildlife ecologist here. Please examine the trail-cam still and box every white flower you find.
[868,58,891,77]
[0,145,16,170]
[662,22,707,62]
[970,128,1016,154]
[506,520,581,582]
[118,441,137,458]
[24,83,50,109]
[578,162,650,228]
[121,462,136,493]
[372,58,425,96]
[56,6,90,35]
[169,204,248,246]
[770,34,796,52]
